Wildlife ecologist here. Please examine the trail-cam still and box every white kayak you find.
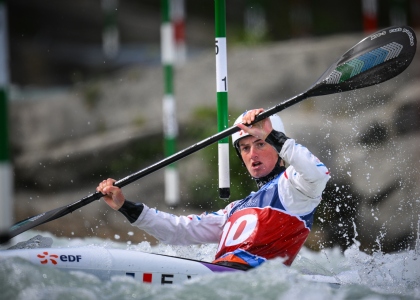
[0,247,241,284]
[0,235,239,285]
[0,235,340,286]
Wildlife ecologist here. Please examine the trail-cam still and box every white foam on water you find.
[1,230,420,300]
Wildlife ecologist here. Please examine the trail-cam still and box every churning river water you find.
[1,230,420,300]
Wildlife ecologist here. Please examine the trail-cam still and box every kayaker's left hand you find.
[96,178,125,210]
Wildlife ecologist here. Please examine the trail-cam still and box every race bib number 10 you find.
[217,213,258,253]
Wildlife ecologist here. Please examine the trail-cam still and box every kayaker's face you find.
[238,136,279,178]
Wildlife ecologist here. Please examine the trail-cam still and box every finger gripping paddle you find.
[2,26,416,243]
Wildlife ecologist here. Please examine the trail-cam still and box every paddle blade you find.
[307,26,417,97]
[0,192,102,244]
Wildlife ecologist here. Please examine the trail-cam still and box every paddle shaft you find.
[1,91,306,243]
[0,92,305,244]
[115,92,307,188]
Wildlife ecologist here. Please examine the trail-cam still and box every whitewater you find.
[1,228,420,300]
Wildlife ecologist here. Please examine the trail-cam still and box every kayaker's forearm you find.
[118,200,144,223]
[131,205,226,245]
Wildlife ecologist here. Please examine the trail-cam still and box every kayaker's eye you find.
[240,145,250,153]
[256,142,266,150]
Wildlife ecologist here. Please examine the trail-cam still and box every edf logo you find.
[60,255,82,262]
[36,252,82,265]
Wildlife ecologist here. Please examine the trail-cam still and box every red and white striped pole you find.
[171,0,186,66]
[362,0,378,33]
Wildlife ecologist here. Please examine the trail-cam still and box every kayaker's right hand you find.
[96,178,125,210]
[236,108,273,141]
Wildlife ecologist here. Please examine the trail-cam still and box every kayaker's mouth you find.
[252,161,262,167]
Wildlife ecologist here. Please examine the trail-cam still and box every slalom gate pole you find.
[390,0,407,26]
[171,0,186,66]
[161,0,180,206]
[101,0,119,59]
[362,0,378,34]
[0,0,13,233]
[215,0,230,199]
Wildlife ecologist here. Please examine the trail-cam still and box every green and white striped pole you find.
[0,0,13,231]
[215,0,230,199]
[161,0,179,206]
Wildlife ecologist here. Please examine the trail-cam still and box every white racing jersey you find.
[131,139,330,267]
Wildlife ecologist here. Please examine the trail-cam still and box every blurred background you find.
[7,0,420,86]
[1,0,420,254]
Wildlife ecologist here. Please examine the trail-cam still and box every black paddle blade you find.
[307,26,417,97]
[0,192,102,244]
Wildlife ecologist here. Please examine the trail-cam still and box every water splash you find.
[1,230,420,299]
